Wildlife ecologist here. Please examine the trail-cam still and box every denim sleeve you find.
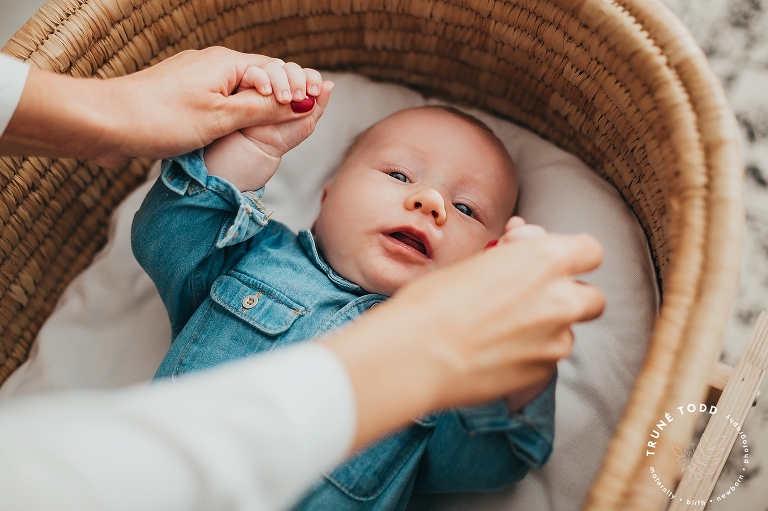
[413,372,557,493]
[131,149,271,338]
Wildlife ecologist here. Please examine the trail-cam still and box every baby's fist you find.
[239,79,334,158]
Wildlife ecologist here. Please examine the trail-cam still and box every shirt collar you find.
[298,230,364,293]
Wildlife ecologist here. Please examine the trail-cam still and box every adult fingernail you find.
[484,239,498,250]
[280,90,291,102]
[291,96,315,113]
[309,85,319,95]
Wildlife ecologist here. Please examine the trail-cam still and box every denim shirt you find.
[131,149,557,511]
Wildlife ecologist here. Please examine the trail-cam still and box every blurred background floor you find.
[665,1,768,508]
[1,0,44,48]
[2,0,768,509]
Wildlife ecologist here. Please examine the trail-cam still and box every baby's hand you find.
[204,61,333,191]
[238,60,324,104]
[237,61,333,157]
[239,84,333,159]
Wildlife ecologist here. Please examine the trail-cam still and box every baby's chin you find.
[357,266,423,297]
[357,249,490,296]
[359,274,407,297]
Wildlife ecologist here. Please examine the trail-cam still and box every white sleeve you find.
[0,52,29,136]
[0,342,356,511]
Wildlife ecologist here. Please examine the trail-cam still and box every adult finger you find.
[288,80,333,120]
[193,47,274,77]
[570,280,605,322]
[225,90,298,128]
[313,80,335,109]
[225,81,330,129]
[504,223,546,241]
[538,328,575,361]
[283,62,308,101]
[544,233,603,276]
[505,216,526,232]
[542,278,605,325]
[218,48,275,68]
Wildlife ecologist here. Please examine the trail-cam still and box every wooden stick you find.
[707,362,733,391]
[669,312,768,510]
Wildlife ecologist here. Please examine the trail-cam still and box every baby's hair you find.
[341,105,507,164]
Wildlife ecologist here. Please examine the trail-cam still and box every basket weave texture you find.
[0,0,744,509]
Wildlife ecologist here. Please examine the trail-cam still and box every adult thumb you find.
[223,89,315,131]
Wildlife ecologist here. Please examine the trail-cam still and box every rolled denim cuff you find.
[453,372,556,467]
[161,149,269,248]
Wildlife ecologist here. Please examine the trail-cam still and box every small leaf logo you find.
[671,435,726,481]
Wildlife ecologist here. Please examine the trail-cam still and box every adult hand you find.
[498,215,548,243]
[203,70,334,192]
[324,232,605,450]
[0,47,304,167]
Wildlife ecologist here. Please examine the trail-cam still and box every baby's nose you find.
[405,188,447,226]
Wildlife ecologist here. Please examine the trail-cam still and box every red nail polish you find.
[290,96,315,113]
[484,239,498,250]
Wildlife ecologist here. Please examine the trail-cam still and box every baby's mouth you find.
[389,231,428,256]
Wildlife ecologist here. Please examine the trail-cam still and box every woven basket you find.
[0,0,743,509]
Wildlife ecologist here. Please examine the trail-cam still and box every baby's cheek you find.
[438,238,488,266]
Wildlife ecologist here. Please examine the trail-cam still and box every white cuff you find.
[0,52,29,137]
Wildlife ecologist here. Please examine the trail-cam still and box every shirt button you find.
[242,294,259,309]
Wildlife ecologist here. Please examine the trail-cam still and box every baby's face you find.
[313,107,518,296]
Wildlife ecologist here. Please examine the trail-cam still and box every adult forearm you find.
[324,305,445,451]
[0,68,117,162]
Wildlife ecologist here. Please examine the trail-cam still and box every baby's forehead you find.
[372,107,465,133]
[362,108,494,155]
[370,111,513,189]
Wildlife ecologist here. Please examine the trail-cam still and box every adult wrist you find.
[323,298,448,450]
[2,68,116,162]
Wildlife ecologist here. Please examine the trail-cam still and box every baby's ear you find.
[320,183,331,204]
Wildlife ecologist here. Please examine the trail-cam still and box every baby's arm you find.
[413,373,557,493]
[132,63,332,334]
[203,63,333,192]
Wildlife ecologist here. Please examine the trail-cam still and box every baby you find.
[132,63,555,510]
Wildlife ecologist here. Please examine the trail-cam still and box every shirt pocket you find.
[209,274,307,334]
[173,275,307,375]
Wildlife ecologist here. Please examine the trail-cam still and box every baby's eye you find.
[454,203,473,217]
[388,171,409,183]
